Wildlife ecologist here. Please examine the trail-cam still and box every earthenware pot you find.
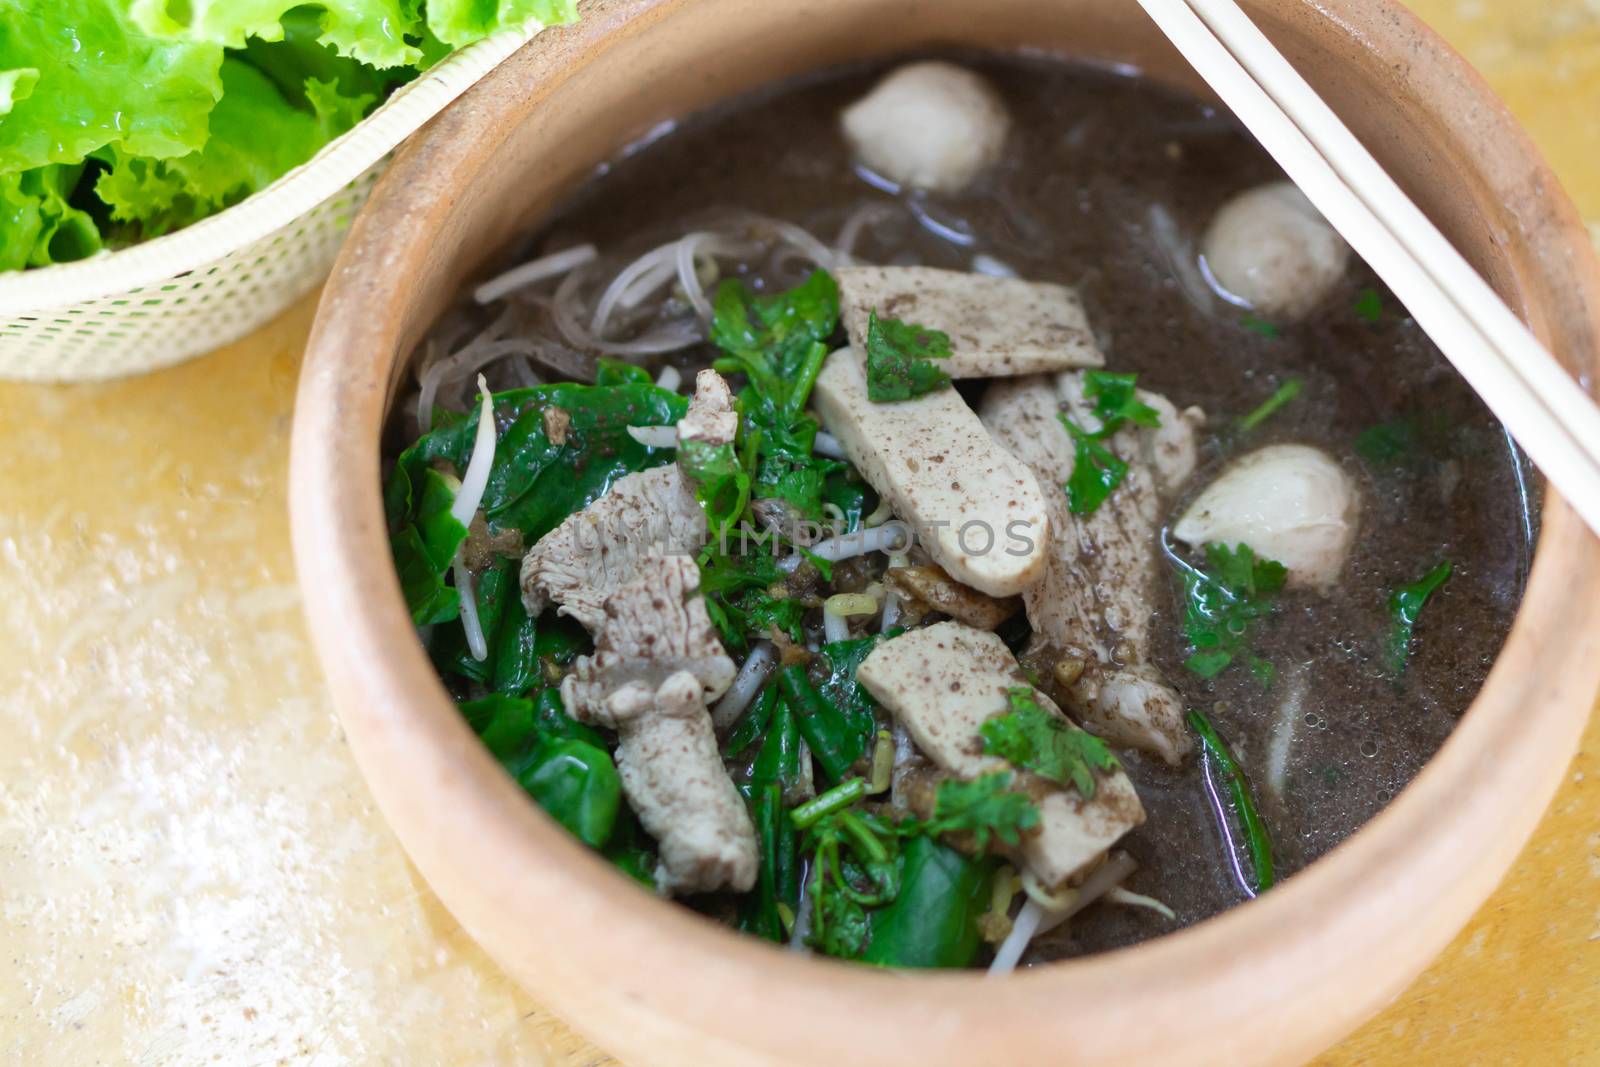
[290,2,1600,1063]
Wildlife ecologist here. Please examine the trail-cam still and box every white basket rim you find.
[0,23,542,317]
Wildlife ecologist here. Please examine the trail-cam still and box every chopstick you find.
[1134,0,1600,539]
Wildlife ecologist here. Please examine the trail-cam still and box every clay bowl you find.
[290,1,1600,1064]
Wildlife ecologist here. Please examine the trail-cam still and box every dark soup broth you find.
[383,53,1531,969]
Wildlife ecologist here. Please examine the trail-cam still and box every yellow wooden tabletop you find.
[3,4,1597,1064]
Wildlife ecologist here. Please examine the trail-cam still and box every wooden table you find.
[2,4,1597,1063]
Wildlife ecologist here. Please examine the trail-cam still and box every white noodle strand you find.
[474,244,598,305]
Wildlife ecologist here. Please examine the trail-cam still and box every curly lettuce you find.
[0,0,578,271]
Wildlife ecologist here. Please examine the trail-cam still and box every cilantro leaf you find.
[980,688,1119,799]
[1385,561,1452,674]
[919,772,1040,852]
[1083,370,1161,429]
[864,312,953,402]
[1059,423,1129,515]
[1355,417,1421,469]
[800,804,901,958]
[1178,543,1288,682]
[1057,371,1162,516]
[1355,288,1384,324]
[1241,313,1281,338]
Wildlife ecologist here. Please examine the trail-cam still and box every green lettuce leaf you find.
[95,58,341,236]
[425,0,580,49]
[0,0,224,173]
[0,165,104,270]
[130,0,426,70]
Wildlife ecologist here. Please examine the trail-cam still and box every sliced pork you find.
[811,347,1049,598]
[835,266,1104,378]
[980,371,1201,765]
[856,621,1144,889]
[562,554,755,895]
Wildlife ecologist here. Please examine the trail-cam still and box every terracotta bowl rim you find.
[289,1,1600,1062]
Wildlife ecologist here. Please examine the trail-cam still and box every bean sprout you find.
[784,521,911,571]
[812,431,848,459]
[711,642,776,732]
[626,425,679,450]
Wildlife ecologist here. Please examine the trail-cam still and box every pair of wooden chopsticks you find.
[1136,0,1600,539]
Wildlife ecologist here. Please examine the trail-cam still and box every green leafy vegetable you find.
[459,690,620,850]
[0,0,223,174]
[389,467,467,623]
[1057,370,1162,515]
[799,802,901,958]
[1386,561,1453,674]
[0,165,102,271]
[1178,542,1288,681]
[0,0,579,270]
[95,58,357,237]
[980,688,1119,799]
[387,381,686,540]
[863,312,953,402]
[1241,313,1281,338]
[1238,379,1302,433]
[698,550,803,652]
[858,835,995,969]
[777,663,872,783]
[1188,709,1274,894]
[917,772,1039,852]
[1355,417,1421,469]
[1354,288,1384,324]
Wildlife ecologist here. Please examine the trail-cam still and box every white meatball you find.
[1201,182,1350,320]
[1173,444,1358,591]
[840,62,1010,194]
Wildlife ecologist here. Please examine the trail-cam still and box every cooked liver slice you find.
[856,621,1144,889]
[836,265,1104,378]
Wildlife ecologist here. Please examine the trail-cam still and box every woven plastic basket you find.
[0,25,547,383]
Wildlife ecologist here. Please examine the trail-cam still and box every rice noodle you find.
[812,431,848,459]
[450,376,498,527]
[834,202,901,260]
[508,355,542,389]
[906,196,977,247]
[416,307,517,434]
[626,425,679,450]
[417,339,541,434]
[675,232,714,322]
[474,243,598,305]
[711,642,776,732]
[783,521,911,571]
[592,238,689,337]
[1148,203,1215,312]
[988,853,1139,977]
[552,264,704,358]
